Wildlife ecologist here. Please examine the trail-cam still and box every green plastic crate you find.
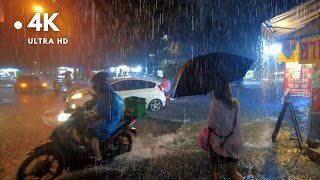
[124,96,146,118]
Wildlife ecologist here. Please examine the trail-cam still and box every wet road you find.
[0,87,183,179]
[0,86,318,179]
[0,88,62,179]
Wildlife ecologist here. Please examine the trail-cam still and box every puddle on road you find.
[0,98,13,104]
[112,133,177,163]
[242,117,277,149]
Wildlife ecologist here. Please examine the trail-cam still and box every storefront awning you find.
[262,0,320,40]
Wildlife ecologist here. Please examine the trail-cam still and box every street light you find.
[33,61,40,75]
[33,5,44,13]
[265,43,282,56]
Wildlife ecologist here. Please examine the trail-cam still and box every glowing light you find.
[71,93,82,99]
[136,66,142,72]
[71,104,76,109]
[33,5,43,13]
[20,83,27,88]
[110,67,116,73]
[58,112,72,122]
[265,43,282,56]
[42,83,47,87]
[131,66,142,72]
[118,65,129,70]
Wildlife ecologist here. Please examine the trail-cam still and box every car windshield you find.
[17,75,40,81]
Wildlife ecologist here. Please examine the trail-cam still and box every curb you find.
[306,147,320,164]
[145,114,206,124]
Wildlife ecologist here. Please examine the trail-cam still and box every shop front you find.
[261,0,320,149]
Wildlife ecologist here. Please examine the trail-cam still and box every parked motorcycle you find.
[17,110,137,180]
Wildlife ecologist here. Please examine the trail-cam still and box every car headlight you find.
[42,83,47,87]
[71,92,82,99]
[58,112,72,122]
[71,104,76,109]
[20,83,27,88]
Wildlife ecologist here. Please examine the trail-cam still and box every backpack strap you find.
[209,103,238,148]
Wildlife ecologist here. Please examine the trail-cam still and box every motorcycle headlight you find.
[58,112,72,122]
[71,92,82,99]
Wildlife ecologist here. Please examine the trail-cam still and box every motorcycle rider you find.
[64,71,72,90]
[72,71,124,164]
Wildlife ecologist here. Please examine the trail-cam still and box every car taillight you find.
[158,85,165,92]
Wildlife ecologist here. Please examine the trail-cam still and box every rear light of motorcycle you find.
[129,119,137,127]
[158,85,165,92]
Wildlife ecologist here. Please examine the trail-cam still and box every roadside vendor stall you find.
[261,0,320,149]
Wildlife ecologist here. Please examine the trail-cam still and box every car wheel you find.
[148,99,162,111]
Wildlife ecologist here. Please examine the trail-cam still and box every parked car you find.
[13,75,48,93]
[66,78,166,112]
[0,77,15,87]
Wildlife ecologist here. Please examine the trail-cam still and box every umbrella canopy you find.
[172,52,254,97]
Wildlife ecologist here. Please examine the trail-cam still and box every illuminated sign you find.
[284,62,312,97]
[299,36,320,64]
[277,42,299,63]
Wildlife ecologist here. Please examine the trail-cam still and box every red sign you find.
[284,62,312,97]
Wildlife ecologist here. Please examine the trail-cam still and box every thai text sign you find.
[299,36,320,64]
[278,41,299,62]
[284,62,312,97]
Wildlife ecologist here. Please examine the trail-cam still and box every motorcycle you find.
[53,79,80,95]
[17,110,137,180]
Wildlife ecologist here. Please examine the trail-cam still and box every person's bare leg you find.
[225,163,243,180]
[211,162,219,180]
[90,137,102,161]
[72,129,80,143]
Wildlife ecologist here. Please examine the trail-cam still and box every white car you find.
[66,78,166,112]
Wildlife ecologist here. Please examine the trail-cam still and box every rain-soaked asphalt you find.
[0,86,319,179]
[0,88,58,179]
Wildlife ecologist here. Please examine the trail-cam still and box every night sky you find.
[0,0,307,69]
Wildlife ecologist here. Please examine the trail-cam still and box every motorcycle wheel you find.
[17,152,63,180]
[105,132,133,158]
[116,132,133,154]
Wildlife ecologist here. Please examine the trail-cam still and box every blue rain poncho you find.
[90,88,124,141]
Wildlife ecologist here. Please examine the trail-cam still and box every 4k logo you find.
[27,13,60,32]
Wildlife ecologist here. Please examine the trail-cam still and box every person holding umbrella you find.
[207,82,244,180]
[171,52,253,179]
